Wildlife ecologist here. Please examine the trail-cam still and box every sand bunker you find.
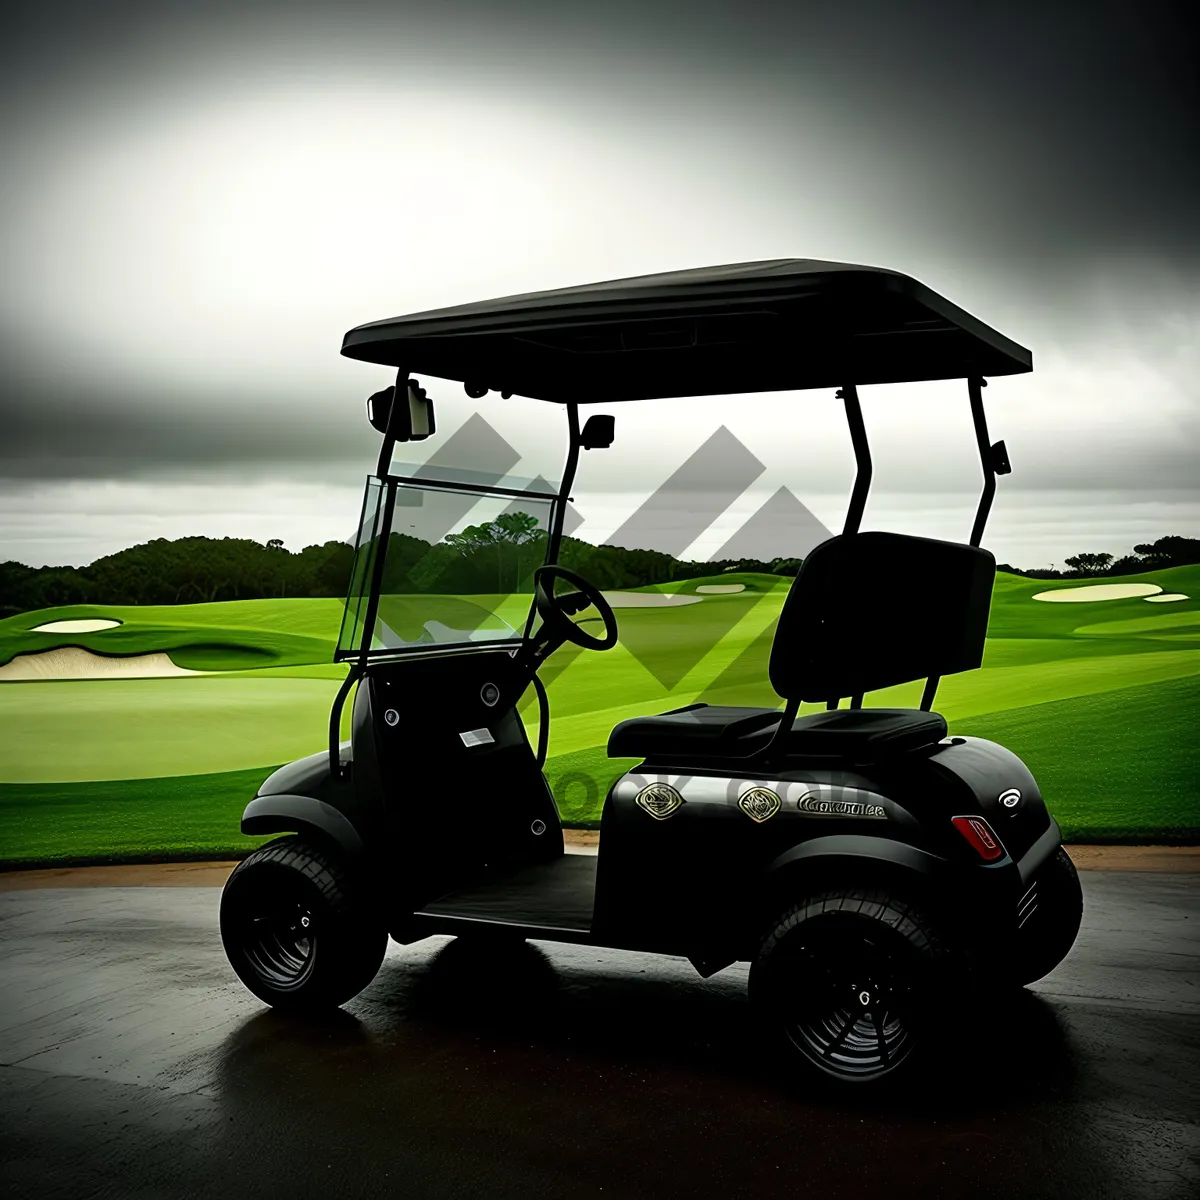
[695,584,746,594]
[1032,583,1163,603]
[0,647,201,682]
[31,618,122,633]
[1144,593,1189,603]
[602,592,703,608]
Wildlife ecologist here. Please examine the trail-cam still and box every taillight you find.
[951,815,1006,861]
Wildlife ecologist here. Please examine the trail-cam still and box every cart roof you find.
[341,259,1031,402]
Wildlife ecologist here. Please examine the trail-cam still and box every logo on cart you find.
[737,786,781,823]
[796,792,886,819]
[999,788,1021,809]
[384,708,399,726]
[634,783,684,820]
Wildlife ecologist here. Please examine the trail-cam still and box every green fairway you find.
[0,564,1196,863]
[0,676,349,782]
[541,674,1200,838]
[0,767,277,864]
[954,674,1200,842]
[0,598,346,670]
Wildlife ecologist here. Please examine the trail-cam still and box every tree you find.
[1107,554,1147,576]
[1133,536,1200,568]
[492,512,542,544]
[1063,552,1113,576]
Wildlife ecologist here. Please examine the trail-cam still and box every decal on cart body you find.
[999,787,1021,809]
[613,773,891,821]
[795,793,886,819]
[459,728,495,748]
[634,782,685,820]
[737,785,782,823]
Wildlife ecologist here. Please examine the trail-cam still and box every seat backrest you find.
[768,532,995,703]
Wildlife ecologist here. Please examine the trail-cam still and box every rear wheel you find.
[220,836,387,1012]
[750,887,959,1087]
[1013,847,1083,986]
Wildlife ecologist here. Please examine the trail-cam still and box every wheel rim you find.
[233,876,319,992]
[778,922,920,1081]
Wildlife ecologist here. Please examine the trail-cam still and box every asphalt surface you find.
[1,871,1197,1199]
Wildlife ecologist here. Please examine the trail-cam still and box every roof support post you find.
[547,402,581,563]
[375,369,409,477]
[968,375,1011,547]
[838,384,872,536]
[328,662,362,779]
[922,374,1010,714]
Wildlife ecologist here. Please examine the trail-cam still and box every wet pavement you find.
[1,871,1197,1199]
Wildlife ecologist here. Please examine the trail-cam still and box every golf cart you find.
[220,259,1083,1085]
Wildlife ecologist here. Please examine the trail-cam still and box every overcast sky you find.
[2,0,1196,567]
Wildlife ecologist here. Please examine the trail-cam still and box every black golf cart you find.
[220,259,1083,1085]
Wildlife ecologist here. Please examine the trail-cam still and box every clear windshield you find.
[337,475,556,658]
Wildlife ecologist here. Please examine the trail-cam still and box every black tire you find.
[220,836,387,1012]
[1013,847,1083,987]
[749,886,961,1087]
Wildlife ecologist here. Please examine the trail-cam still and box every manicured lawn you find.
[955,674,1200,842]
[0,598,346,670]
[4,673,1193,863]
[0,767,277,864]
[0,565,1196,863]
[0,676,348,782]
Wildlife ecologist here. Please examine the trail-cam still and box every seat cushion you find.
[607,703,946,763]
[607,704,781,759]
[784,708,947,758]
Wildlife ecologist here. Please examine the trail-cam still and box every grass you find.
[955,674,1200,843]
[543,674,1200,838]
[0,598,345,671]
[0,676,349,782]
[0,565,1197,863]
[0,767,278,865]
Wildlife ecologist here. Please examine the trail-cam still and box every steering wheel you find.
[532,566,619,651]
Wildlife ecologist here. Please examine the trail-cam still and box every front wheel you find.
[220,836,387,1012]
[749,887,960,1088]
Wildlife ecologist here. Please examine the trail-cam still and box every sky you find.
[1,0,1196,568]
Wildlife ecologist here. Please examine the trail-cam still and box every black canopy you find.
[341,259,1031,402]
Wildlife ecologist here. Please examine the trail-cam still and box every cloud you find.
[0,0,1195,550]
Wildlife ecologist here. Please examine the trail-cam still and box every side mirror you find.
[581,414,615,450]
[367,377,436,441]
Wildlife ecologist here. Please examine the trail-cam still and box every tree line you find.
[996,536,1199,579]
[2,526,1193,619]
[0,517,801,619]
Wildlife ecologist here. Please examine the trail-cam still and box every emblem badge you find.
[796,793,886,819]
[737,786,782,823]
[634,782,684,820]
[999,788,1021,809]
[384,708,399,727]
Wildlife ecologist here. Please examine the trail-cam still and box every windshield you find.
[336,475,557,659]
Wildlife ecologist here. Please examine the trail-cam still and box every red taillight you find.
[951,815,1006,861]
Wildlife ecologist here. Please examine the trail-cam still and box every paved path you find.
[1,872,1197,1199]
